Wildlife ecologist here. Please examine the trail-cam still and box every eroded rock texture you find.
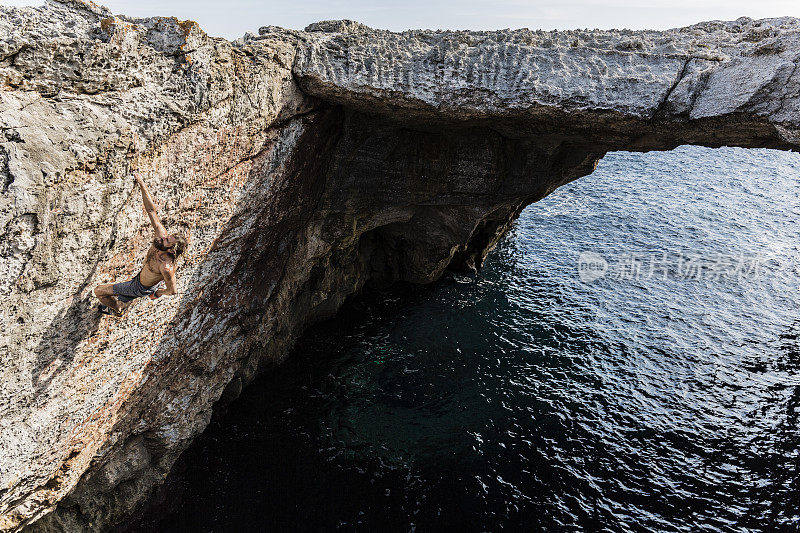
[0,1,798,530]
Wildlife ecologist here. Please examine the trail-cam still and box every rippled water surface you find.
[158,146,800,532]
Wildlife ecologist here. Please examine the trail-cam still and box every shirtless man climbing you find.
[93,174,187,317]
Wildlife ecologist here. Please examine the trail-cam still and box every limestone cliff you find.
[0,1,798,530]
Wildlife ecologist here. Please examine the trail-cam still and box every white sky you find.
[3,0,799,39]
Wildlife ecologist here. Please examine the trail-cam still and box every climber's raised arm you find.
[134,174,167,239]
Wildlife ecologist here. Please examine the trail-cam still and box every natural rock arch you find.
[0,1,798,530]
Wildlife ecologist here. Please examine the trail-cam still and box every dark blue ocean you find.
[156,146,800,532]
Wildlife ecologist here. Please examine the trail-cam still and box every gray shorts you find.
[113,272,162,303]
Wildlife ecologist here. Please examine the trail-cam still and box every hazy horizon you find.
[2,0,799,40]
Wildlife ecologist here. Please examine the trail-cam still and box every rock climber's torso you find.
[140,246,174,287]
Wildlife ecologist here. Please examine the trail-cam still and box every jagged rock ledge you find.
[0,0,798,530]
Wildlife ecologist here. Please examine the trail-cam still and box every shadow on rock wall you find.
[32,263,106,393]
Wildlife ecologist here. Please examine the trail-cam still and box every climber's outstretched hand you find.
[133,174,166,239]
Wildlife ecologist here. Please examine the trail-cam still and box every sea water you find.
[156,146,800,532]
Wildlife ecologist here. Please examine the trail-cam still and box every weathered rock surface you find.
[0,1,797,530]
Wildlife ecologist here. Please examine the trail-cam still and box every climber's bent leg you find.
[94,283,126,315]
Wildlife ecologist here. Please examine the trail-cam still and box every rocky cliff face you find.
[0,1,798,530]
